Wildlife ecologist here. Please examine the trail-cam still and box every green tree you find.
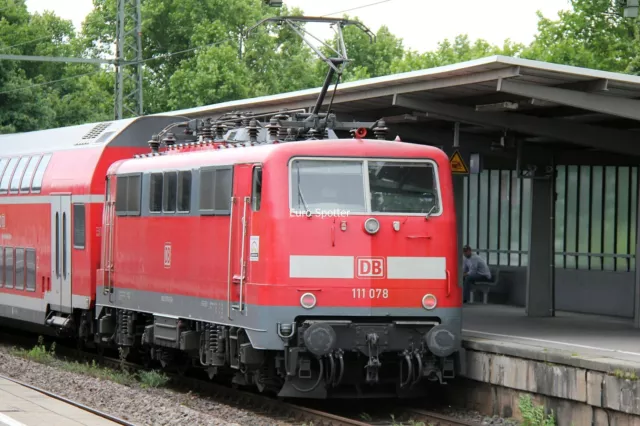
[391,35,525,74]
[0,0,66,132]
[521,0,640,73]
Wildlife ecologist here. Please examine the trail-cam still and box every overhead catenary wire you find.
[0,35,57,52]
[321,0,392,17]
[0,69,105,95]
[0,34,240,95]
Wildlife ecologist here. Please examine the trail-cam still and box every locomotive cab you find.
[260,140,463,399]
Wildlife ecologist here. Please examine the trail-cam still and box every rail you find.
[0,373,136,426]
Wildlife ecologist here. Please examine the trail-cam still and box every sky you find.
[25,0,571,53]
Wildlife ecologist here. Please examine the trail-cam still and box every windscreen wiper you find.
[296,165,312,217]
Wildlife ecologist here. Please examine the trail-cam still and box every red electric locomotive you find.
[0,15,463,399]
[91,111,464,399]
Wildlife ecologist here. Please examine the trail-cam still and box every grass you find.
[612,368,639,381]
[9,336,169,389]
[518,394,556,426]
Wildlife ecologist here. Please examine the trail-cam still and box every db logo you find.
[356,257,385,278]
[164,243,171,268]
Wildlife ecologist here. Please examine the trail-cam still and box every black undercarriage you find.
[22,308,463,399]
[276,317,461,398]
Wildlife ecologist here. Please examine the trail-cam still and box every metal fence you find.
[463,166,639,272]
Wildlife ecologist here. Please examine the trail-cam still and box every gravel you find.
[0,343,521,426]
[0,345,294,426]
[435,406,521,425]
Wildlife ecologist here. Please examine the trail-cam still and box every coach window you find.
[149,173,163,213]
[0,247,4,287]
[15,248,24,290]
[20,155,41,193]
[199,168,215,213]
[199,167,232,215]
[162,171,177,213]
[252,166,262,211]
[127,174,141,215]
[115,174,142,216]
[177,171,191,213]
[290,159,366,213]
[214,168,232,212]
[368,161,440,214]
[0,157,18,194]
[73,204,86,249]
[10,157,30,194]
[26,249,36,291]
[0,159,9,186]
[31,153,52,193]
[5,247,13,289]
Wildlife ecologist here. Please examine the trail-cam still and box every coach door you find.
[47,194,72,313]
[228,163,255,319]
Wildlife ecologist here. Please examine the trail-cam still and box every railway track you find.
[0,330,479,426]
[0,372,135,426]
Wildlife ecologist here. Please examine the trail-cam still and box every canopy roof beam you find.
[392,94,640,157]
[496,78,640,121]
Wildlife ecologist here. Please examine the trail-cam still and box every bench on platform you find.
[469,267,501,304]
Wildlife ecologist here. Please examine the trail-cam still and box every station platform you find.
[0,377,118,426]
[461,304,640,369]
[456,304,640,425]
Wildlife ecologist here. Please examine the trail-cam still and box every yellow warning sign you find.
[449,150,469,174]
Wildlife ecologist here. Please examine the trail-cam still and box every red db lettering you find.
[356,257,385,278]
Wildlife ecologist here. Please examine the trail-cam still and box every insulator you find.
[246,119,259,142]
[148,134,160,153]
[273,113,290,139]
[162,132,176,146]
[201,124,213,141]
[286,127,297,141]
[265,117,280,140]
[373,119,389,140]
[214,123,227,140]
[324,128,329,139]
[307,128,321,140]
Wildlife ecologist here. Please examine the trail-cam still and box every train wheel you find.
[176,360,189,377]
[96,344,105,362]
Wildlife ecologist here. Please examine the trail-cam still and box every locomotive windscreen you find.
[290,158,440,214]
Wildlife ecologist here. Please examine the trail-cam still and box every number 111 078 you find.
[352,288,389,299]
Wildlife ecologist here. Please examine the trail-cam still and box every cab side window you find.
[252,167,262,211]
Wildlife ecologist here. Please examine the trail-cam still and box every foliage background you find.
[0,0,638,133]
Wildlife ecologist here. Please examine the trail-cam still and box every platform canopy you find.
[166,55,640,158]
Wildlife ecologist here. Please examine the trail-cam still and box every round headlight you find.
[422,294,437,310]
[300,292,317,309]
[364,218,380,234]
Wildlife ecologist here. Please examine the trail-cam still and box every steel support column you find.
[114,0,144,120]
[635,181,640,328]
[454,175,465,293]
[525,172,555,317]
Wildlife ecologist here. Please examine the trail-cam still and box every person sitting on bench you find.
[462,245,491,303]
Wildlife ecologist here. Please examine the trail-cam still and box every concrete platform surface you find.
[0,377,119,426]
[462,304,640,354]
[462,304,640,370]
